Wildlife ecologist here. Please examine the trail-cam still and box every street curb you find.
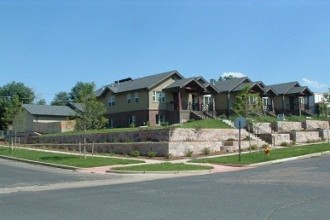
[107,169,213,174]
[249,150,330,167]
[0,155,78,170]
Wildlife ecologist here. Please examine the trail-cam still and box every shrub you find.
[130,150,140,157]
[280,142,288,146]
[147,151,157,158]
[184,149,194,157]
[201,147,211,155]
[250,144,258,150]
[165,153,173,160]
[160,122,169,126]
[129,123,136,128]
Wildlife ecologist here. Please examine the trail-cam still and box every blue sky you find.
[1,0,330,103]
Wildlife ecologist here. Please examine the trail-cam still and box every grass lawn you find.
[112,162,213,172]
[190,143,330,165]
[181,119,232,129]
[0,147,144,168]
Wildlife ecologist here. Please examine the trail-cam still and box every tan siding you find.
[149,77,176,110]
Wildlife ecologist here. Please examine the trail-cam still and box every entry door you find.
[262,97,269,111]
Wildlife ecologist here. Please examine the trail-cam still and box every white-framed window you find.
[152,91,166,102]
[108,96,115,107]
[128,115,136,126]
[127,93,131,104]
[156,114,166,125]
[248,95,258,105]
[135,92,139,103]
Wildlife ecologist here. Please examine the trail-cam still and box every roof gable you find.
[213,77,252,93]
[267,81,300,95]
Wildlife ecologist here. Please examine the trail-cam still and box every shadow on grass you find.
[40,156,77,161]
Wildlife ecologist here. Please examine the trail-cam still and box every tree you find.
[51,91,70,106]
[0,81,35,129]
[70,82,95,103]
[219,75,235,81]
[74,92,107,159]
[35,99,46,105]
[233,85,262,117]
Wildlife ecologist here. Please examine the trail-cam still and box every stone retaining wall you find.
[304,120,330,130]
[169,128,247,141]
[252,123,272,134]
[291,131,321,143]
[257,133,291,146]
[276,121,303,132]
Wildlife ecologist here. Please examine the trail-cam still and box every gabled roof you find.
[23,104,76,117]
[287,86,313,95]
[213,77,252,93]
[266,81,300,95]
[232,82,263,92]
[164,77,205,90]
[96,70,183,97]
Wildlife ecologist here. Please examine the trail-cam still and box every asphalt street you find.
[1,155,330,220]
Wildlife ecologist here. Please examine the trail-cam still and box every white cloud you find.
[221,72,246,78]
[302,78,329,91]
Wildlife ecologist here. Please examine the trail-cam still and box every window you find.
[128,115,136,126]
[135,92,139,103]
[127,93,131,104]
[153,91,166,102]
[108,96,115,106]
[248,95,257,105]
[156,114,166,125]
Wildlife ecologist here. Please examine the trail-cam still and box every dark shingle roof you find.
[287,86,313,95]
[23,104,76,117]
[266,82,300,95]
[164,77,205,90]
[213,77,251,93]
[96,70,183,96]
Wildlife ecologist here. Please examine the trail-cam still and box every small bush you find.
[129,123,136,128]
[161,122,169,126]
[250,144,258,150]
[130,150,140,157]
[147,151,157,158]
[165,153,173,160]
[201,147,211,155]
[280,142,289,146]
[223,140,234,146]
[184,149,194,157]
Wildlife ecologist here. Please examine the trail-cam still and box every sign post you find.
[234,116,247,162]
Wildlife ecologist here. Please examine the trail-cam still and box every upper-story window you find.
[127,93,131,104]
[135,92,139,103]
[153,91,166,102]
[108,95,115,107]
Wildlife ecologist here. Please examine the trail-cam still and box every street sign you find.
[234,116,247,129]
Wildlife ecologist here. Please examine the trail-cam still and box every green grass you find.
[112,162,213,172]
[181,119,232,129]
[190,143,330,165]
[0,147,144,168]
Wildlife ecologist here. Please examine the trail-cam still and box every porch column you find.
[282,95,285,114]
[198,92,202,111]
[178,90,182,111]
